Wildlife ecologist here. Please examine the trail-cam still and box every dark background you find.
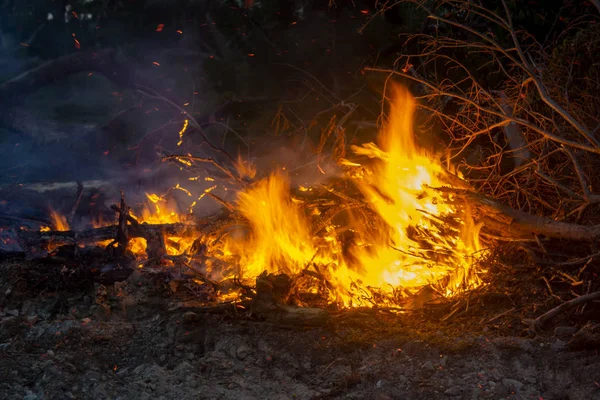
[0,0,592,220]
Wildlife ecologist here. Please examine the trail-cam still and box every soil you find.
[1,259,599,400]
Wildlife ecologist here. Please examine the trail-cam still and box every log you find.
[16,222,202,258]
[445,189,600,241]
[255,301,330,327]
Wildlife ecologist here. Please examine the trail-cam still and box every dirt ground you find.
[1,258,599,400]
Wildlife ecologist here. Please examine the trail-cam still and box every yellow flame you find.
[40,84,485,308]
[49,209,70,231]
[127,193,192,257]
[223,173,316,278]
[177,119,189,147]
[347,86,482,294]
[235,154,257,180]
[216,84,484,306]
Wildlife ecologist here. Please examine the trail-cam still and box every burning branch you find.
[16,222,201,259]
[364,0,600,221]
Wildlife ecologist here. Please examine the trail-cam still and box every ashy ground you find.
[1,259,599,400]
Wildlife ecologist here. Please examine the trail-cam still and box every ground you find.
[1,259,599,400]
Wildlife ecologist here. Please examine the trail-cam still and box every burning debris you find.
[9,84,489,313]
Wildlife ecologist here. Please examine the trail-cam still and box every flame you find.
[38,208,70,252]
[50,209,70,231]
[224,173,317,278]
[215,84,485,306]
[346,86,482,295]
[127,193,193,257]
[37,84,485,308]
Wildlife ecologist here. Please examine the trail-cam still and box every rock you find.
[173,361,194,375]
[6,309,19,317]
[421,361,435,371]
[21,300,32,315]
[257,339,272,353]
[439,355,448,367]
[444,386,463,396]
[236,344,251,360]
[23,395,38,400]
[501,378,524,391]
[132,364,147,376]
[554,326,578,338]
[182,312,199,324]
[47,350,55,358]
[551,339,566,352]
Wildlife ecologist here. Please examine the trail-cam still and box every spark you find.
[177,119,189,147]
[174,184,192,196]
[174,157,192,167]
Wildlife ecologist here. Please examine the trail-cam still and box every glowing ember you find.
[127,193,194,257]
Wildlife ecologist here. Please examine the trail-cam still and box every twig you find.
[161,154,243,184]
[135,85,238,165]
[485,307,516,324]
[68,181,84,226]
[526,290,600,332]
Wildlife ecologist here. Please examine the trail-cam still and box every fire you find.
[38,208,71,252]
[35,84,485,308]
[225,173,317,278]
[213,84,485,306]
[127,193,193,257]
[49,208,70,231]
[345,86,483,295]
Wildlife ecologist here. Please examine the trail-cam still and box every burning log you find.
[15,222,201,259]
[448,189,600,241]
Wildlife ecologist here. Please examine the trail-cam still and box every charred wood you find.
[15,222,201,259]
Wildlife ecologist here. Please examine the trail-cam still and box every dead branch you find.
[0,49,123,105]
[0,180,112,194]
[68,181,84,226]
[114,191,130,257]
[451,189,600,241]
[525,290,600,332]
[161,154,243,184]
[16,222,203,258]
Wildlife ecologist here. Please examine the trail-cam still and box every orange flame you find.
[216,84,485,306]
[38,84,485,308]
[127,193,193,257]
[224,173,317,278]
[346,86,483,295]
[43,209,69,231]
